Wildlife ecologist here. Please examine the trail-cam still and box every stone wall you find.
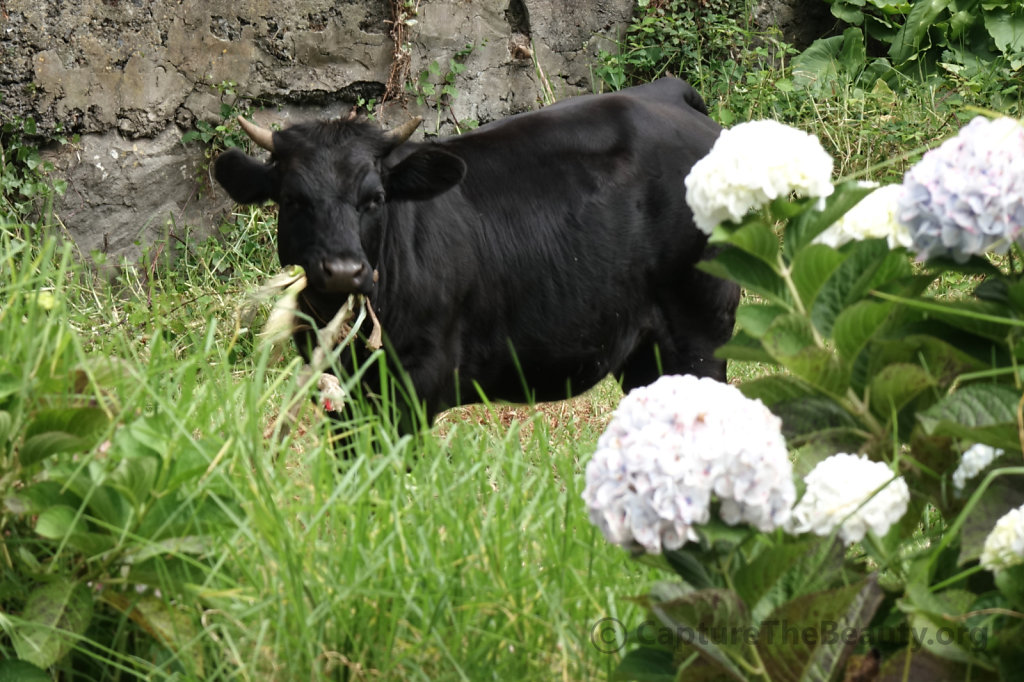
[1,0,632,265]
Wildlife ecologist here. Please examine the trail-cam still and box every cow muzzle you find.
[319,257,372,294]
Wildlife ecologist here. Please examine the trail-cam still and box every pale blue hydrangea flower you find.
[898,116,1024,263]
[582,374,795,554]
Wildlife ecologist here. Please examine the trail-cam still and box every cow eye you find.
[361,190,385,212]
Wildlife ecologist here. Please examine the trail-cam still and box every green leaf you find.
[34,505,82,540]
[762,315,849,395]
[917,383,1022,453]
[995,564,1024,612]
[810,239,890,337]
[889,0,953,64]
[712,220,780,271]
[790,244,846,312]
[101,591,201,667]
[19,407,109,466]
[832,300,893,363]
[868,363,937,419]
[784,181,876,258]
[0,660,51,682]
[19,432,87,467]
[758,577,884,682]
[762,314,817,359]
[739,374,820,407]
[698,247,790,306]
[0,409,12,445]
[769,396,865,444]
[899,584,981,664]
[792,34,846,89]
[733,540,818,624]
[735,304,790,339]
[650,589,750,680]
[663,548,715,590]
[983,6,1024,59]
[714,330,775,363]
[109,454,161,507]
[12,580,94,669]
[612,648,676,682]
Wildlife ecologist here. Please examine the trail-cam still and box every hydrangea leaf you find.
[832,300,894,363]
[733,540,818,625]
[11,580,93,669]
[762,313,817,358]
[867,362,937,420]
[867,334,986,388]
[784,181,875,259]
[916,383,1022,453]
[710,219,781,272]
[663,549,715,590]
[698,248,790,307]
[762,314,849,395]
[611,648,675,681]
[875,646,975,679]
[649,588,750,680]
[994,564,1024,612]
[713,330,775,364]
[758,576,884,682]
[790,244,847,312]
[768,396,865,444]
[810,239,889,337]
[734,303,789,340]
[739,374,820,407]
[900,584,981,665]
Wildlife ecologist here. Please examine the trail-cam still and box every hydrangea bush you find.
[594,115,1024,682]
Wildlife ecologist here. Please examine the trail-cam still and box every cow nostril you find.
[321,258,368,293]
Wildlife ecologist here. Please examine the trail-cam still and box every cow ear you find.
[385,147,467,201]
[213,149,276,204]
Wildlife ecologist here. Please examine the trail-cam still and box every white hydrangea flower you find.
[898,116,1024,263]
[952,443,1005,492]
[684,120,835,234]
[813,183,913,249]
[582,374,796,554]
[980,505,1024,573]
[788,453,910,545]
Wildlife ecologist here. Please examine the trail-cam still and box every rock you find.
[2,0,632,265]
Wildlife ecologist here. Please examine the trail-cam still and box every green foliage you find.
[610,174,1024,680]
[0,231,247,676]
[0,110,71,229]
[408,43,480,133]
[799,0,1023,110]
[179,80,261,193]
[595,0,753,94]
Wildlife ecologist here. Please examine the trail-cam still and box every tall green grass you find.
[0,218,658,680]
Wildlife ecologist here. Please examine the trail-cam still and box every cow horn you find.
[383,116,423,147]
[237,116,275,152]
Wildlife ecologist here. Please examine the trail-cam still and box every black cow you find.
[214,78,739,443]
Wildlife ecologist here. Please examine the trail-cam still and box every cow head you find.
[213,114,467,303]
